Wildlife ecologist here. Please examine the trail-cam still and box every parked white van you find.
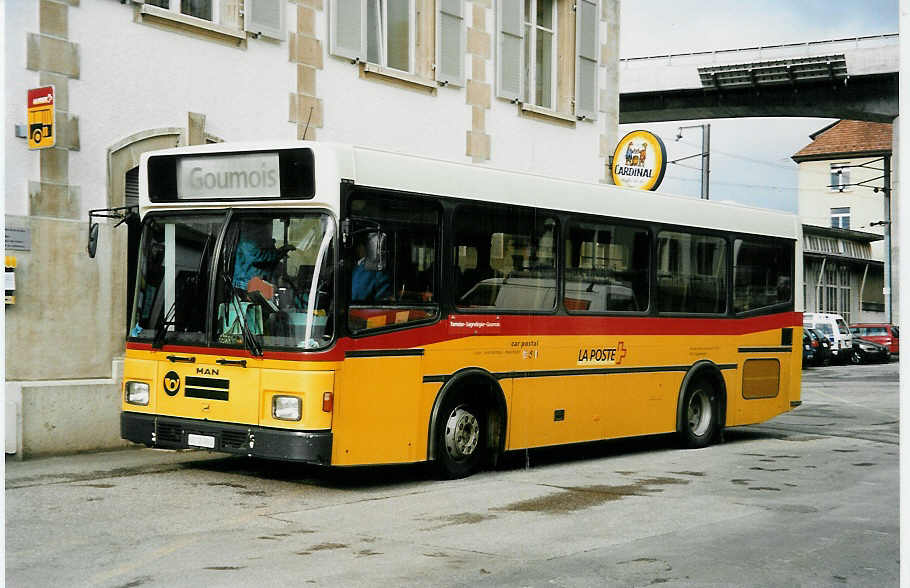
[803,312,854,363]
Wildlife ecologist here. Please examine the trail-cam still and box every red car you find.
[850,323,899,355]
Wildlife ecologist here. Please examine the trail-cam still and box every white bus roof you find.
[139,141,799,240]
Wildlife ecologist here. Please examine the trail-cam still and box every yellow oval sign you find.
[611,130,667,191]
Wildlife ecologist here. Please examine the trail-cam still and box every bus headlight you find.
[125,381,150,406]
[272,395,302,421]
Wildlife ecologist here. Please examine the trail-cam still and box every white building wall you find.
[313,4,605,183]
[68,3,298,218]
[797,157,889,260]
[5,1,40,217]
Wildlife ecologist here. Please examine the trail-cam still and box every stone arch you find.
[107,128,184,208]
[105,128,183,335]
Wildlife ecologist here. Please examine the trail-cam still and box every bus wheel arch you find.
[676,361,727,448]
[427,368,506,478]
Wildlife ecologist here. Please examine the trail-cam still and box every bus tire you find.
[434,392,486,479]
[32,129,42,144]
[679,377,718,449]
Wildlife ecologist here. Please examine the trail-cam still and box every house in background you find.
[792,119,895,325]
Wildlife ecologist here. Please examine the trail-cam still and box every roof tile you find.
[792,120,892,161]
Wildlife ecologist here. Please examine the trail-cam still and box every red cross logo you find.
[616,341,628,365]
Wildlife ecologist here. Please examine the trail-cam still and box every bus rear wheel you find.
[435,394,486,479]
[680,378,718,449]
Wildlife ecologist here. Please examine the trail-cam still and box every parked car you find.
[802,329,816,368]
[850,337,891,364]
[803,313,853,364]
[850,323,899,355]
[805,327,833,366]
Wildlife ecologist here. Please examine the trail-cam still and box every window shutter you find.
[245,0,286,41]
[330,0,367,61]
[574,0,598,119]
[436,0,465,86]
[496,0,523,101]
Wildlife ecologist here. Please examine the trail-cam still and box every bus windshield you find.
[129,211,335,351]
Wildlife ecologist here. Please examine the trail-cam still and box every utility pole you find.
[883,154,892,324]
[675,124,711,199]
[701,124,711,200]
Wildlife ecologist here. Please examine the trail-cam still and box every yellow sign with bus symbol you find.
[27,86,55,149]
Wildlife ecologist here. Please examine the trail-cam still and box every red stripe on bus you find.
[126,311,802,362]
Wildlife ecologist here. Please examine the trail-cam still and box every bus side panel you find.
[607,372,679,439]
[332,355,422,466]
[726,361,793,427]
[788,345,802,406]
[726,327,800,427]
[511,374,606,449]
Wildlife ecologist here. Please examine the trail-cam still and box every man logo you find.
[164,371,181,396]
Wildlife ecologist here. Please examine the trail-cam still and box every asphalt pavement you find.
[6,360,900,587]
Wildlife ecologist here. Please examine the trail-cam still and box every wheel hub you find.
[687,389,712,437]
[444,406,479,460]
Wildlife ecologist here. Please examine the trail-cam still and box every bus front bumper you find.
[121,412,332,465]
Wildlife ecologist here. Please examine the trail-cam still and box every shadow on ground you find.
[181,427,785,488]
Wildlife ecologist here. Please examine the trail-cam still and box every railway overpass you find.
[618,34,898,124]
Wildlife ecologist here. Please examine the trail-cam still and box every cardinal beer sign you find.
[611,130,666,191]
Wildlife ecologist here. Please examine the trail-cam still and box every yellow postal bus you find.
[119,142,803,478]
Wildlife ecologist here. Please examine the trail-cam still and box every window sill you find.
[518,103,577,125]
[138,4,247,46]
[359,63,438,94]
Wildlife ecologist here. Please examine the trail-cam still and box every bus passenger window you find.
[657,231,727,314]
[453,205,557,311]
[733,239,793,314]
[564,221,649,312]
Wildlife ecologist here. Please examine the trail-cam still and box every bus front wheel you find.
[680,378,718,449]
[434,394,486,479]
[32,129,42,144]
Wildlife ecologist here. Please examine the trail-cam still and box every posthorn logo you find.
[163,371,181,396]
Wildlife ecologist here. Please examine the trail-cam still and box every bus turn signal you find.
[322,391,333,413]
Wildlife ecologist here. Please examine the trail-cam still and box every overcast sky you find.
[618,0,898,212]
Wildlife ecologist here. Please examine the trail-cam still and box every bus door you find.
[333,192,441,465]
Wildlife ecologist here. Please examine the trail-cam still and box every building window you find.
[831,207,851,229]
[146,0,215,23]
[816,263,852,324]
[330,0,424,76]
[523,0,556,109]
[830,163,851,192]
[367,0,415,72]
[141,0,285,39]
[496,0,599,119]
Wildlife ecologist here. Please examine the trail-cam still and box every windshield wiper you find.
[152,301,177,349]
[220,272,263,357]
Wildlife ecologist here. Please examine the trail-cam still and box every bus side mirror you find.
[365,231,388,271]
[341,218,351,247]
[86,205,138,259]
[87,223,100,258]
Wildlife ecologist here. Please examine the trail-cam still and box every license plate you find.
[187,433,215,449]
